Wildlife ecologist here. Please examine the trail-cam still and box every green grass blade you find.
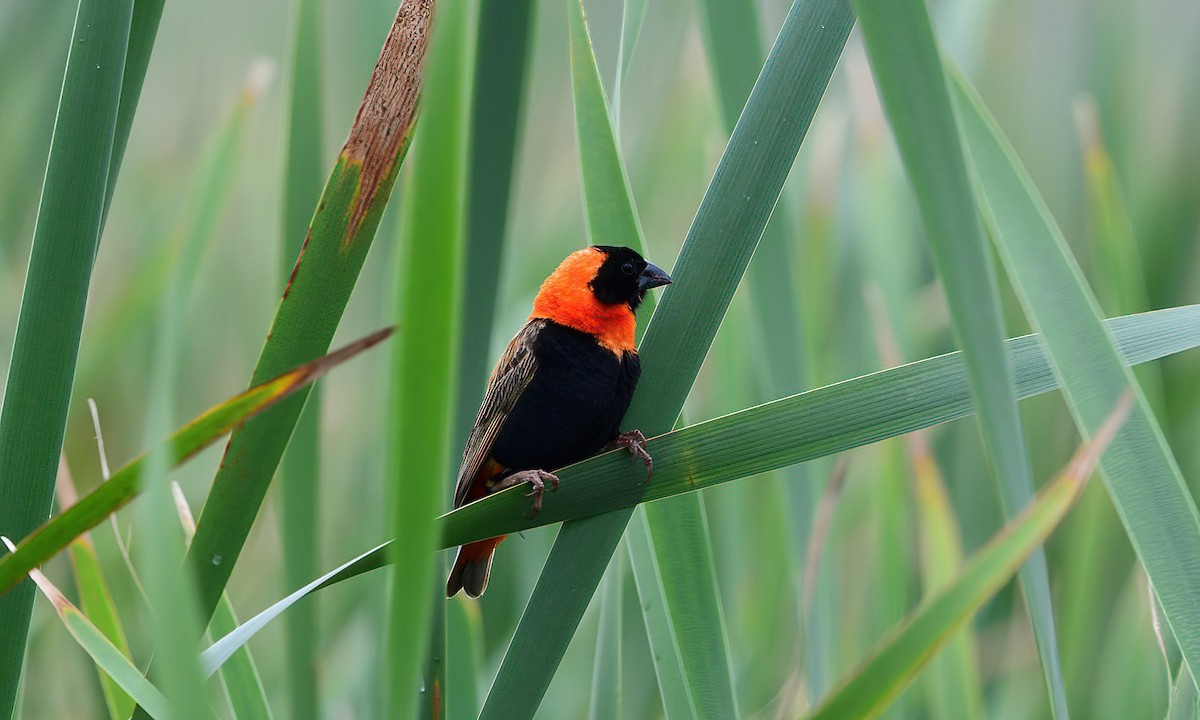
[696,0,808,397]
[2,547,170,720]
[419,581,447,720]
[1073,97,1153,319]
[696,0,765,129]
[446,597,482,720]
[278,0,326,716]
[65,533,135,719]
[950,65,1200,692]
[1168,664,1199,720]
[642,495,739,718]
[200,540,393,675]
[805,396,1132,720]
[209,593,273,720]
[479,2,854,715]
[0,328,393,594]
[186,306,1200,673]
[610,0,648,134]
[66,539,135,720]
[696,0,819,700]
[104,0,166,219]
[626,510,696,720]
[868,297,984,720]
[0,0,132,714]
[439,306,1200,546]
[455,0,535,445]
[589,549,624,720]
[387,0,470,716]
[1073,97,1166,412]
[171,485,272,720]
[906,440,984,720]
[568,0,738,715]
[851,1,1068,716]
[56,465,135,720]
[134,88,236,715]
[569,0,641,248]
[182,0,433,627]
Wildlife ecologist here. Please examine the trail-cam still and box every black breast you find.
[490,320,640,472]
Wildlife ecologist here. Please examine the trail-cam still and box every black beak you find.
[638,262,673,292]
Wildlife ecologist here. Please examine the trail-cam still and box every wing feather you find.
[453,320,544,507]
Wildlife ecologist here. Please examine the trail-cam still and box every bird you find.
[446,245,673,598]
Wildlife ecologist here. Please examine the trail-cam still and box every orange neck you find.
[529,248,637,354]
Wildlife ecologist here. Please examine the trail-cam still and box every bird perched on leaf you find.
[447,245,673,598]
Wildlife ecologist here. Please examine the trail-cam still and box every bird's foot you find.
[612,429,653,483]
[491,469,560,519]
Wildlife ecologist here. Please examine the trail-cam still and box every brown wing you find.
[453,319,545,507]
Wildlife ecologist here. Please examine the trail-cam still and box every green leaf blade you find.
[278,0,326,715]
[0,0,134,712]
[480,2,855,714]
[182,0,433,627]
[0,328,392,595]
[950,66,1200,691]
[440,306,1200,546]
[567,1,739,716]
[386,1,470,716]
[851,0,1068,714]
[806,401,1127,720]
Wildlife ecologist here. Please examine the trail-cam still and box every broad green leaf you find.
[804,395,1132,720]
[0,328,393,594]
[950,64,1200,693]
[0,0,133,713]
[851,0,1067,715]
[386,1,470,716]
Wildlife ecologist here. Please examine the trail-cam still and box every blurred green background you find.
[2,0,1199,717]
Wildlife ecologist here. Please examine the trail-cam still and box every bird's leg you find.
[611,429,653,482]
[490,469,560,519]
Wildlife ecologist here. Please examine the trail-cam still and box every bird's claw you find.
[613,429,654,483]
[489,468,560,518]
[518,469,560,518]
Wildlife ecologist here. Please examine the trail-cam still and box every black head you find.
[589,245,673,310]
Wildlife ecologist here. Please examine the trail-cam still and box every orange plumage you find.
[530,248,637,353]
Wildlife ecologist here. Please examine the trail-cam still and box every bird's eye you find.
[621,262,636,275]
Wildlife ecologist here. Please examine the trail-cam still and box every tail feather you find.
[446,537,504,598]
